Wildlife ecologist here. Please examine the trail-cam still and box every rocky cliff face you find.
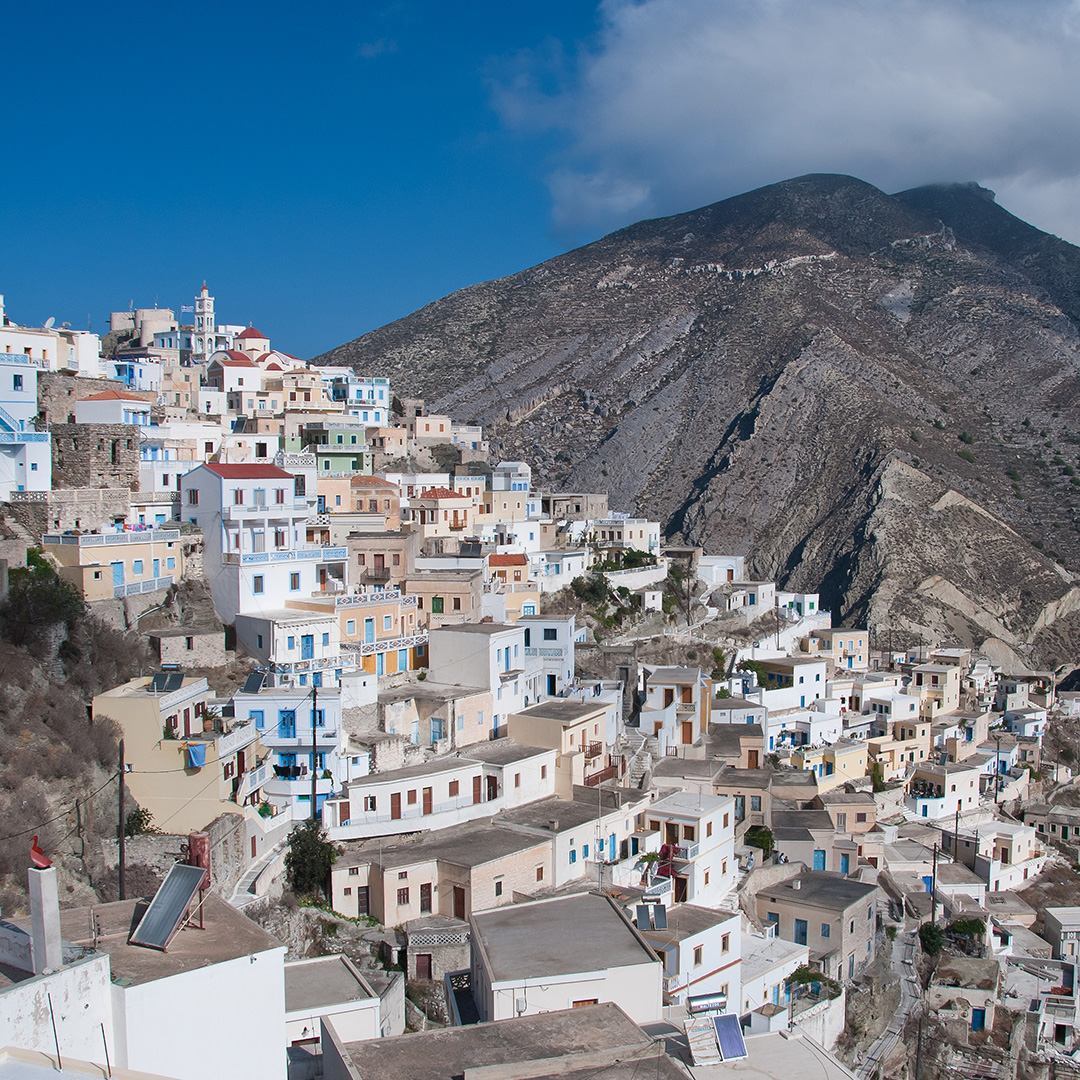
[318,174,1080,666]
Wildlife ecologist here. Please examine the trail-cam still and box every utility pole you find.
[930,842,938,925]
[118,739,126,901]
[996,734,1002,802]
[311,685,319,822]
[954,806,960,863]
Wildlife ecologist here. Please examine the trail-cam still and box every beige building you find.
[330,821,552,925]
[405,569,483,630]
[805,627,869,672]
[43,527,184,601]
[508,700,615,797]
[754,869,880,982]
[92,675,266,833]
[909,663,961,718]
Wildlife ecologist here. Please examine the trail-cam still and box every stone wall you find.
[7,488,133,538]
[50,423,140,490]
[38,372,126,426]
[150,628,227,668]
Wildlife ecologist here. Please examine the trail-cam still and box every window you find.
[397,888,409,905]
[132,560,143,575]
[287,636,295,650]
[343,887,351,896]
[515,773,521,788]
[706,821,713,837]
[821,923,831,938]
[363,796,377,811]
[536,866,544,882]
[348,867,359,876]
[383,615,392,630]
[750,796,761,812]
[683,825,695,842]
[543,628,558,641]
[187,489,198,505]
[569,849,577,864]
[541,765,547,780]
[449,780,459,797]
[721,933,730,954]
[494,880,503,897]
[582,845,589,858]
[253,576,264,594]
[856,812,867,823]
[694,945,704,967]
[276,488,286,504]
[704,869,710,885]
[250,710,264,729]
[346,620,356,634]
[13,373,22,390]
[452,596,461,611]
[723,813,729,829]
[867,905,873,920]
[166,557,176,570]
[431,596,444,614]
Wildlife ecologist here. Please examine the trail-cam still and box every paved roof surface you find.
[472,893,659,982]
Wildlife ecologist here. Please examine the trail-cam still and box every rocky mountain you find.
[317,174,1080,667]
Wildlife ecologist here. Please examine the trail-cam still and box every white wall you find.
[114,946,287,1080]
[0,955,114,1064]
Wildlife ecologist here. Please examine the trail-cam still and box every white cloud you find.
[495,0,1080,241]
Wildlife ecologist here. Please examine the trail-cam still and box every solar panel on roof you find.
[635,905,651,931]
[652,905,668,930]
[129,863,208,951]
[242,672,266,694]
[164,673,185,692]
[148,673,168,693]
[714,1014,747,1061]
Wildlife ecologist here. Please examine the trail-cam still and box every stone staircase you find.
[628,733,657,788]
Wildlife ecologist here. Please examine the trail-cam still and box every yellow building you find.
[93,675,267,833]
[42,528,184,601]
[791,739,868,793]
[508,699,616,796]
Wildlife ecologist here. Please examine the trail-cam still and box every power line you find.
[0,773,118,845]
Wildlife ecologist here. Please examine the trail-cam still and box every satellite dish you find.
[43,317,55,329]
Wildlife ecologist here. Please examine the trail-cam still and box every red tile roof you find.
[237,327,267,340]
[488,553,528,566]
[351,475,399,489]
[79,390,153,403]
[417,486,467,499]
[213,350,259,367]
[203,463,294,479]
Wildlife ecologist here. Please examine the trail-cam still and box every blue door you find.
[431,717,443,744]
[301,635,314,659]
[813,849,826,871]
[972,1009,985,1032]
[840,854,850,874]
[364,619,375,644]
[111,562,124,585]
[795,919,808,945]
[152,558,160,579]
[280,710,296,738]
[376,653,384,676]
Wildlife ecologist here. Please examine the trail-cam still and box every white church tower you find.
[193,282,215,359]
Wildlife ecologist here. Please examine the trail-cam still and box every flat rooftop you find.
[340,1002,658,1080]
[285,955,372,1013]
[640,903,738,944]
[756,871,878,911]
[649,791,730,816]
[337,820,549,871]
[512,699,606,724]
[7,893,282,988]
[428,621,514,635]
[472,893,658,982]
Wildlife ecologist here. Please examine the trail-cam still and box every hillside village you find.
[3,287,1080,1080]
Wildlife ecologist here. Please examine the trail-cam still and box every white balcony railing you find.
[236,761,270,801]
[218,721,258,758]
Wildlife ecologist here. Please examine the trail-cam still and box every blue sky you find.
[5,1,1080,359]
[1,2,601,356]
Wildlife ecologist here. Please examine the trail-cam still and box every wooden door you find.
[453,886,466,919]
[681,721,694,744]
[675,876,688,903]
[422,787,433,815]
[420,882,432,913]
[748,750,759,770]
[486,775,498,801]
[391,792,402,820]
[473,775,482,804]
[416,953,433,980]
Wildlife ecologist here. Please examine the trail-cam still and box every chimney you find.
[790,877,801,890]
[549,819,559,832]
[28,866,63,974]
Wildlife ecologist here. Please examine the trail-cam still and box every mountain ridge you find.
[318,174,1080,666]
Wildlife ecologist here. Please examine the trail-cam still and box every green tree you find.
[0,549,85,650]
[745,825,775,857]
[919,922,944,955]
[125,806,159,838]
[285,819,337,897]
[737,659,769,689]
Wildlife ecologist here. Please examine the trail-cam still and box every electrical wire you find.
[0,773,118,844]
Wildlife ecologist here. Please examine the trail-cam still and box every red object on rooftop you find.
[237,326,267,339]
[30,835,51,869]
